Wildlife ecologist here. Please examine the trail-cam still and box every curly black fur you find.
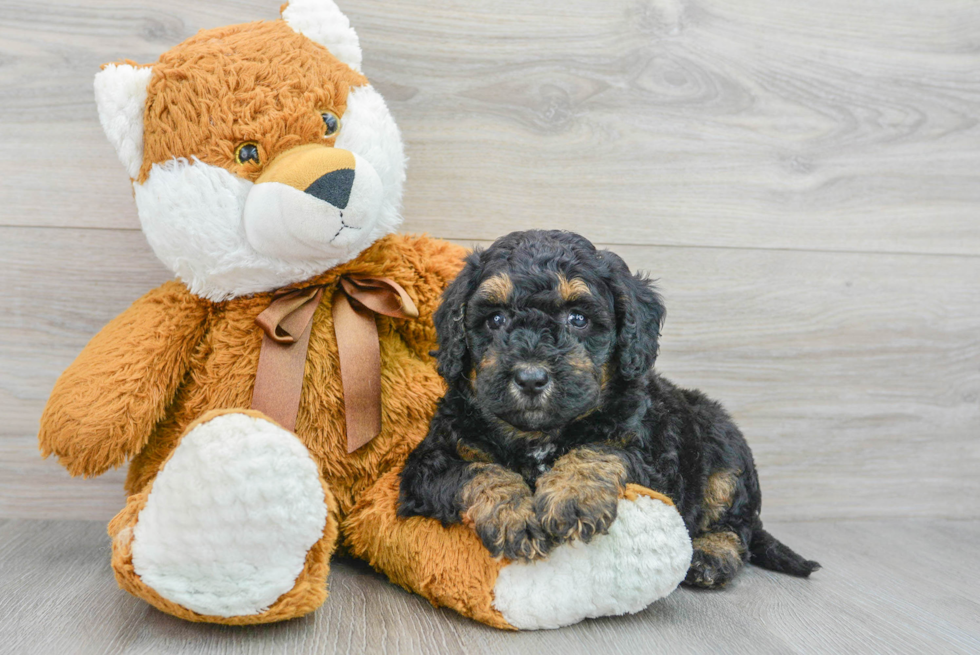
[399,230,819,585]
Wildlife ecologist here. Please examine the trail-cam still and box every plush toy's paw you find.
[492,485,693,630]
[111,409,338,622]
[532,463,622,545]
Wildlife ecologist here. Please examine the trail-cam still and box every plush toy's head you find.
[94,0,405,300]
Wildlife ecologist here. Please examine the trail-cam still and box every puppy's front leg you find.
[460,464,553,561]
[399,439,552,562]
[533,446,629,545]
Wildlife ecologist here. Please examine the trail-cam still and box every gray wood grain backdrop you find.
[1,0,978,522]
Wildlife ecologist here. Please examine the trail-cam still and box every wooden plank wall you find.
[1,0,978,521]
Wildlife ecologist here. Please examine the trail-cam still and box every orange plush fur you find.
[139,20,366,184]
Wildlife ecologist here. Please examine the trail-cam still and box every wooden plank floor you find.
[0,518,977,655]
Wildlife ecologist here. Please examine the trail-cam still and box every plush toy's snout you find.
[254,144,356,201]
[243,143,384,262]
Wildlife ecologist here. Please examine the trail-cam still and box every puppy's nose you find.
[513,367,550,396]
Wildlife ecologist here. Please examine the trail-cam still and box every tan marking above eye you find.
[557,274,592,301]
[477,274,514,304]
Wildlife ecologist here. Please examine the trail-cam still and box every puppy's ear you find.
[604,252,666,381]
[433,251,484,383]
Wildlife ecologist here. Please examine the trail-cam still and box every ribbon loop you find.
[339,276,419,319]
[250,275,418,453]
[255,286,323,344]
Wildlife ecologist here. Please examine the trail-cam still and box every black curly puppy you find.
[398,230,819,588]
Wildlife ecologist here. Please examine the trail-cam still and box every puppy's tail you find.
[748,524,821,577]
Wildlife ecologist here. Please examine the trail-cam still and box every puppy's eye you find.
[235,142,260,165]
[321,111,341,137]
[487,312,508,330]
[567,311,589,329]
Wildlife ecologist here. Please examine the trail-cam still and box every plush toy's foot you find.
[492,484,692,629]
[108,409,338,624]
[344,473,692,631]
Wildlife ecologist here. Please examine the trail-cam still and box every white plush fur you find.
[283,0,362,72]
[334,85,406,249]
[130,412,328,618]
[132,85,405,301]
[93,64,153,179]
[492,494,693,630]
[243,152,383,262]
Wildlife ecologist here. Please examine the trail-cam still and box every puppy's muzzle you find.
[512,365,551,398]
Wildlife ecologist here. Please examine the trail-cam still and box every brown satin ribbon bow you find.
[251,276,419,453]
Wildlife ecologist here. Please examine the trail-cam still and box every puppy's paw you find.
[461,465,553,562]
[469,502,552,562]
[683,532,745,589]
[532,449,627,544]
[533,478,620,544]
[684,551,728,588]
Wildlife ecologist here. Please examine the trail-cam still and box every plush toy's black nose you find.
[305,168,355,209]
[513,367,551,396]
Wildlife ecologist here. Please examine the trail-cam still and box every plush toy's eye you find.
[487,312,508,331]
[321,111,341,137]
[235,142,260,165]
[567,311,589,329]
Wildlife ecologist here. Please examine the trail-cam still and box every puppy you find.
[398,230,819,587]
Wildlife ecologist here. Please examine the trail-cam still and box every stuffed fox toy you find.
[38,0,692,630]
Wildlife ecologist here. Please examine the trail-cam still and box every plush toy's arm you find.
[39,281,208,477]
[388,235,468,360]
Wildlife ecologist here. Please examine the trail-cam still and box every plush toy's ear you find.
[603,251,666,381]
[282,0,362,72]
[432,251,484,384]
[93,63,153,180]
